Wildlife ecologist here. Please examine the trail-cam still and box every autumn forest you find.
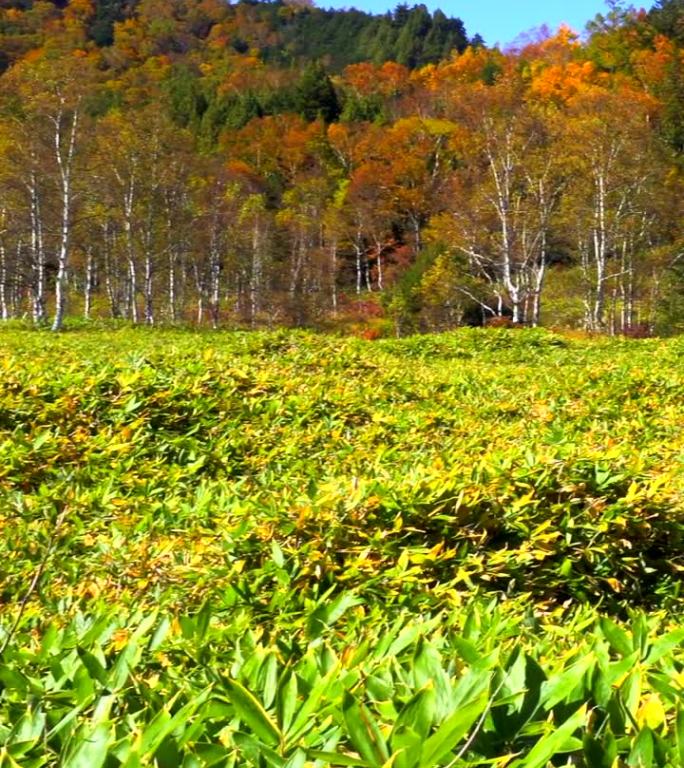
[1,0,684,334]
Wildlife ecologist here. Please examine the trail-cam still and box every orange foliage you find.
[529,60,598,104]
[427,46,504,90]
[342,61,409,97]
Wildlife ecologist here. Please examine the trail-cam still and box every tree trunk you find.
[250,215,261,327]
[0,234,8,321]
[29,174,46,324]
[354,234,363,294]
[123,177,139,323]
[127,256,138,323]
[52,104,79,332]
[330,239,338,316]
[590,172,608,331]
[144,253,154,325]
[84,247,95,319]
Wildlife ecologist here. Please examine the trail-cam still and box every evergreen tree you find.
[89,0,133,46]
[295,61,340,123]
[650,0,684,43]
[420,10,468,65]
[395,5,431,67]
[165,64,207,130]
[659,51,684,156]
[365,17,397,64]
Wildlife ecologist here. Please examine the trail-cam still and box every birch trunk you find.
[144,253,154,325]
[122,175,139,323]
[250,215,261,327]
[0,210,8,320]
[590,171,608,331]
[330,239,338,316]
[52,101,79,332]
[84,247,95,319]
[28,172,47,324]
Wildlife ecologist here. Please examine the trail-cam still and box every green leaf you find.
[195,602,212,642]
[0,666,32,694]
[283,749,307,768]
[308,751,371,767]
[277,672,298,736]
[450,637,482,666]
[136,687,211,758]
[600,618,633,658]
[225,678,281,746]
[605,651,639,687]
[583,733,617,768]
[8,709,46,747]
[260,652,279,710]
[77,647,108,685]
[307,593,363,639]
[62,722,112,768]
[148,617,171,652]
[342,691,389,767]
[511,705,586,768]
[412,639,452,719]
[419,691,488,768]
[391,685,436,744]
[540,654,594,709]
[627,727,654,768]
[286,665,339,741]
[644,627,684,665]
[271,540,285,568]
[107,640,142,692]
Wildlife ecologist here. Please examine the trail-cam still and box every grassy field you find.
[0,327,682,767]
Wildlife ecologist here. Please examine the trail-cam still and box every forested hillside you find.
[0,0,470,71]
[1,0,684,332]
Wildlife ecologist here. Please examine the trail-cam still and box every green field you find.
[0,328,683,767]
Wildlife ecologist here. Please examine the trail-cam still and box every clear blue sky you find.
[325,1,613,47]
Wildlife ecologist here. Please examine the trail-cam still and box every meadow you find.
[0,327,682,767]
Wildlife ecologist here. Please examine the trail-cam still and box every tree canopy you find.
[1,0,684,334]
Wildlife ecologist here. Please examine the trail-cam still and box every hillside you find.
[0,0,471,72]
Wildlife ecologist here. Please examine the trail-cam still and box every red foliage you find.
[360,327,382,340]
[485,316,516,328]
[622,324,652,339]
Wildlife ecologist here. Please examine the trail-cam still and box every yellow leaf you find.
[624,481,640,504]
[637,693,666,730]
[111,629,130,651]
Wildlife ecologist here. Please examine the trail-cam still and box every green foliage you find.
[1,602,682,766]
[164,63,208,130]
[656,51,684,156]
[384,246,440,334]
[339,91,386,124]
[259,2,469,72]
[89,0,132,47]
[651,0,684,44]
[295,62,340,124]
[0,327,683,765]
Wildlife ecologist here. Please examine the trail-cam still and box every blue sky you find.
[325,1,613,47]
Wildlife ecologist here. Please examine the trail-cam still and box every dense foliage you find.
[1,2,684,332]
[0,0,470,71]
[1,327,683,765]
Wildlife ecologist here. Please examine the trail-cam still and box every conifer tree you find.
[295,62,340,123]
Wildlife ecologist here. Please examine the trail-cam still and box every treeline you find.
[258,2,469,71]
[0,0,471,72]
[0,0,684,333]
